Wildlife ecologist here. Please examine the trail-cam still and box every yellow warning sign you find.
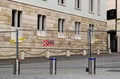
[10,37,26,43]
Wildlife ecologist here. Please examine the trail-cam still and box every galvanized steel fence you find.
[0,29,120,75]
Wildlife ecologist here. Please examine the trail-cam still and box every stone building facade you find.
[0,0,107,59]
[107,0,120,52]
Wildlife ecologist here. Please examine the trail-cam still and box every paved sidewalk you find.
[0,72,120,79]
[0,68,120,79]
[0,54,120,79]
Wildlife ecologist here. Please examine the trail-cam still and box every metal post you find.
[50,57,57,74]
[88,29,92,57]
[88,57,96,74]
[117,36,120,52]
[86,29,91,72]
[87,28,96,74]
[115,0,117,32]
[14,29,20,75]
[13,59,20,75]
[115,0,118,52]
[16,29,19,59]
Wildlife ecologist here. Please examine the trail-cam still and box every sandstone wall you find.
[0,0,107,59]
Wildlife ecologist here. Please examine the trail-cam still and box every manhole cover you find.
[107,70,120,72]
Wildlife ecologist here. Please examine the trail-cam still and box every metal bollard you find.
[50,57,57,74]
[13,59,20,75]
[88,57,96,74]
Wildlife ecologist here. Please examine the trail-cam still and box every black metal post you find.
[115,0,118,52]
[14,29,20,75]
[115,0,117,32]
[88,28,92,58]
[86,29,92,72]
[16,29,19,59]
[90,29,92,57]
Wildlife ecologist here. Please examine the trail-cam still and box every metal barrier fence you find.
[1,29,120,75]
[18,29,88,58]
[0,30,16,75]
[91,30,120,69]
[18,29,88,75]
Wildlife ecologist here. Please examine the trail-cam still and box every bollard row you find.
[13,57,96,75]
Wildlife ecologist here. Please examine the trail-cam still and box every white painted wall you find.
[117,0,120,18]
[107,0,115,10]
[12,0,106,21]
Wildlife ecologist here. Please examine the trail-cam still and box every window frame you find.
[11,9,23,42]
[37,14,46,31]
[75,21,81,35]
[12,9,22,28]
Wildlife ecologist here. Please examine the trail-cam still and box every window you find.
[37,14,46,36]
[89,0,94,13]
[12,10,16,27]
[75,21,81,39]
[75,0,81,9]
[11,9,23,42]
[97,0,100,15]
[89,24,94,32]
[18,11,22,27]
[107,9,116,20]
[58,0,66,5]
[58,18,65,38]
[58,18,65,32]
[37,14,46,31]
[12,9,22,28]
[75,21,81,34]
[89,24,94,40]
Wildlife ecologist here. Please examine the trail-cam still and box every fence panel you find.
[91,31,120,70]
[0,31,16,75]
[18,30,88,74]
[2,29,120,74]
